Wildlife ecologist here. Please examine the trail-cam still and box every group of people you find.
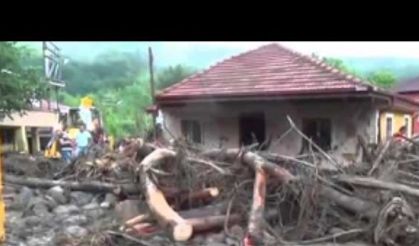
[56,123,93,164]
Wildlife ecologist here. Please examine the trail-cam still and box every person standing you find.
[59,131,73,164]
[75,123,92,158]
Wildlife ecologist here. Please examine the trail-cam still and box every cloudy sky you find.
[23,41,419,68]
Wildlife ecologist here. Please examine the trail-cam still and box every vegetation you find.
[0,42,46,119]
[323,57,396,88]
[46,52,195,138]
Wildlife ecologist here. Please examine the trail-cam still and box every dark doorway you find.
[239,113,266,147]
[301,118,332,152]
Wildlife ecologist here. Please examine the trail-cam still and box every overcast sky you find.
[23,41,419,68]
[160,42,419,58]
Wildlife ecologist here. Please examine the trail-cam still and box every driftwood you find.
[123,202,229,230]
[138,148,193,241]
[368,139,392,176]
[335,175,419,199]
[319,186,378,219]
[163,187,220,208]
[203,148,296,183]
[246,169,267,245]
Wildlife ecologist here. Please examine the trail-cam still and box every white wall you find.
[0,111,60,128]
[161,100,376,165]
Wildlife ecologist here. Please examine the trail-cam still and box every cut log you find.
[126,201,228,225]
[319,185,378,219]
[141,175,192,241]
[203,148,296,183]
[138,148,192,241]
[5,174,140,195]
[245,169,267,246]
[124,202,229,229]
[335,175,419,199]
[164,187,220,208]
[125,222,160,236]
[187,213,242,232]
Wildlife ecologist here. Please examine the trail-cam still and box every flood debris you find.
[5,122,419,246]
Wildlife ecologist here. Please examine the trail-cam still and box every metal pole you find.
[148,47,157,141]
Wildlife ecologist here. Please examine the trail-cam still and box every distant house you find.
[0,99,69,154]
[394,76,419,136]
[155,44,419,165]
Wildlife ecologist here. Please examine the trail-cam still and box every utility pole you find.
[148,47,157,141]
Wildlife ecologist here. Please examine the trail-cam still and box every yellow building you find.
[0,100,68,154]
[379,111,412,142]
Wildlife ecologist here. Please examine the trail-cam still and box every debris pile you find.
[5,121,419,246]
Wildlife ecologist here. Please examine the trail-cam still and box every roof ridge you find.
[272,43,376,91]
[156,43,276,96]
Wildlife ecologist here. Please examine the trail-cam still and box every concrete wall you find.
[0,111,60,128]
[161,100,377,165]
[0,111,59,153]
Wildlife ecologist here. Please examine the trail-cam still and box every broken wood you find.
[123,202,229,230]
[141,174,193,241]
[203,148,296,183]
[165,187,220,208]
[319,186,378,219]
[246,169,267,245]
[368,139,392,176]
[335,175,419,199]
[187,213,242,232]
[138,148,192,241]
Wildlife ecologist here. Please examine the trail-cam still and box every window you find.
[181,120,201,143]
[404,115,412,138]
[302,118,331,151]
[385,114,394,139]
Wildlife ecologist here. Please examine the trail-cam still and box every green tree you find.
[0,42,46,119]
[366,70,396,89]
[323,57,396,88]
[157,65,195,90]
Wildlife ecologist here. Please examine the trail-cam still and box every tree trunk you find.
[138,148,193,241]
[246,169,267,245]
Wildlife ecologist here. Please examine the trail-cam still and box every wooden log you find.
[319,185,378,219]
[368,139,392,176]
[141,175,192,241]
[335,175,419,199]
[139,148,192,241]
[203,148,296,183]
[187,214,242,232]
[125,222,160,236]
[5,174,140,195]
[124,202,229,229]
[246,169,267,245]
[165,187,220,208]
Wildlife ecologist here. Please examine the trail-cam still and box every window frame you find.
[301,118,332,152]
[385,113,395,139]
[181,119,202,144]
[404,114,412,138]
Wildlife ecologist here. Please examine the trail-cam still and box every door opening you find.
[239,113,266,148]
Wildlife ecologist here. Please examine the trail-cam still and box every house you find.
[0,99,69,154]
[155,44,419,164]
[394,76,419,136]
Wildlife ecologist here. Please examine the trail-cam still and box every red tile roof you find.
[156,43,376,102]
